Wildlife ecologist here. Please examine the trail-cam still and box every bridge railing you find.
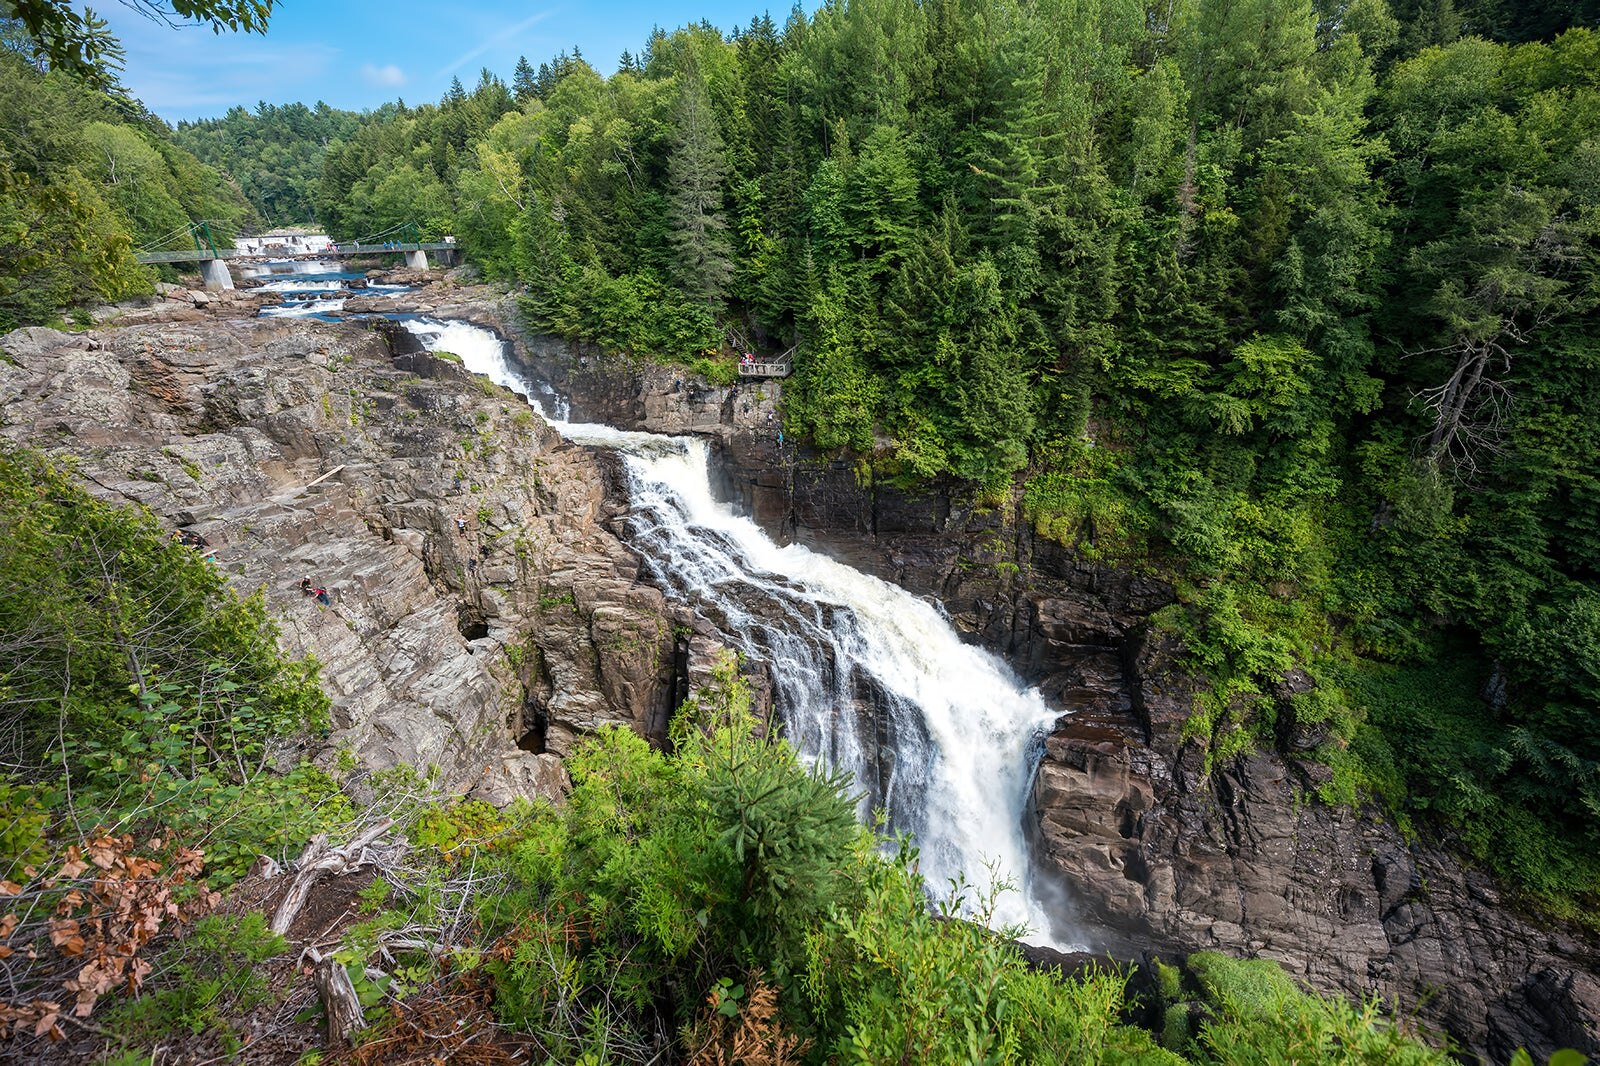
[135,242,459,264]
[325,242,452,254]
[137,249,224,263]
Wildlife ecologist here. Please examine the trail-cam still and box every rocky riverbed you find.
[8,276,1596,1061]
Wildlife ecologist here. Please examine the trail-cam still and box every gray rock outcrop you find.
[0,317,697,807]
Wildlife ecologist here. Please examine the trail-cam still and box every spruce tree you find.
[512,55,537,105]
[667,62,733,308]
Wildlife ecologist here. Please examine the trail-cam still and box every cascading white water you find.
[404,318,1081,949]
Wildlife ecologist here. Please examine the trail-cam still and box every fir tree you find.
[512,55,536,104]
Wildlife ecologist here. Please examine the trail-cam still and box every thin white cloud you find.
[361,63,408,88]
[432,9,556,80]
[117,38,340,119]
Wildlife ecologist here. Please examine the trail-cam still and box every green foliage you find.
[410,798,516,859]
[0,47,262,329]
[1024,439,1149,563]
[173,101,362,226]
[0,778,55,877]
[106,912,287,1054]
[1178,952,1451,1065]
[482,657,862,1049]
[0,447,326,758]
[0,445,345,884]
[467,659,1452,1061]
[805,848,1180,1064]
[5,0,273,90]
[1331,652,1600,922]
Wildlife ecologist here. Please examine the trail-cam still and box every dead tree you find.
[269,818,395,935]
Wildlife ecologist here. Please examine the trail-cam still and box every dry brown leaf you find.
[58,850,89,879]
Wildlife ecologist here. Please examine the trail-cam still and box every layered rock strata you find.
[0,317,706,808]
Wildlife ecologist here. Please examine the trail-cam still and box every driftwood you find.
[269,818,395,936]
[307,946,366,1046]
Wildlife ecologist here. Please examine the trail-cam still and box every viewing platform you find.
[738,347,795,379]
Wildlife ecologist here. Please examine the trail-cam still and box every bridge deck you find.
[136,243,455,265]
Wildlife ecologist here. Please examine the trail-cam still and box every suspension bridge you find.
[134,222,459,289]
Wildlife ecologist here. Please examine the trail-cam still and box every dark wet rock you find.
[1030,642,1600,1063]
[499,334,1600,1063]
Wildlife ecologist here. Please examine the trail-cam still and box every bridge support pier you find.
[404,249,429,271]
[199,258,235,290]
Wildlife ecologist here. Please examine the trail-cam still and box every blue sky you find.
[99,0,791,123]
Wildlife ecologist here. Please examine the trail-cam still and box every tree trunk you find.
[309,947,366,1046]
[269,818,394,936]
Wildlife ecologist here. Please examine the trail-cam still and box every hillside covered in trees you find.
[175,0,1600,926]
[0,32,257,331]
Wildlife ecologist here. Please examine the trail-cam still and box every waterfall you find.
[403,318,1081,949]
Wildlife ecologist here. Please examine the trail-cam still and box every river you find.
[238,258,413,320]
[372,314,1080,949]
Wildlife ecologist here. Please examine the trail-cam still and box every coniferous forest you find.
[0,0,1598,1059]
[174,0,1600,921]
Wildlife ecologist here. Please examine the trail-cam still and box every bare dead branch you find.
[269,819,395,936]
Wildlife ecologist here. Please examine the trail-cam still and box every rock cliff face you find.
[0,315,713,808]
[510,333,1599,1063]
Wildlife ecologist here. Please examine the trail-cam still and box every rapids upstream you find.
[241,258,413,320]
[404,318,1082,950]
